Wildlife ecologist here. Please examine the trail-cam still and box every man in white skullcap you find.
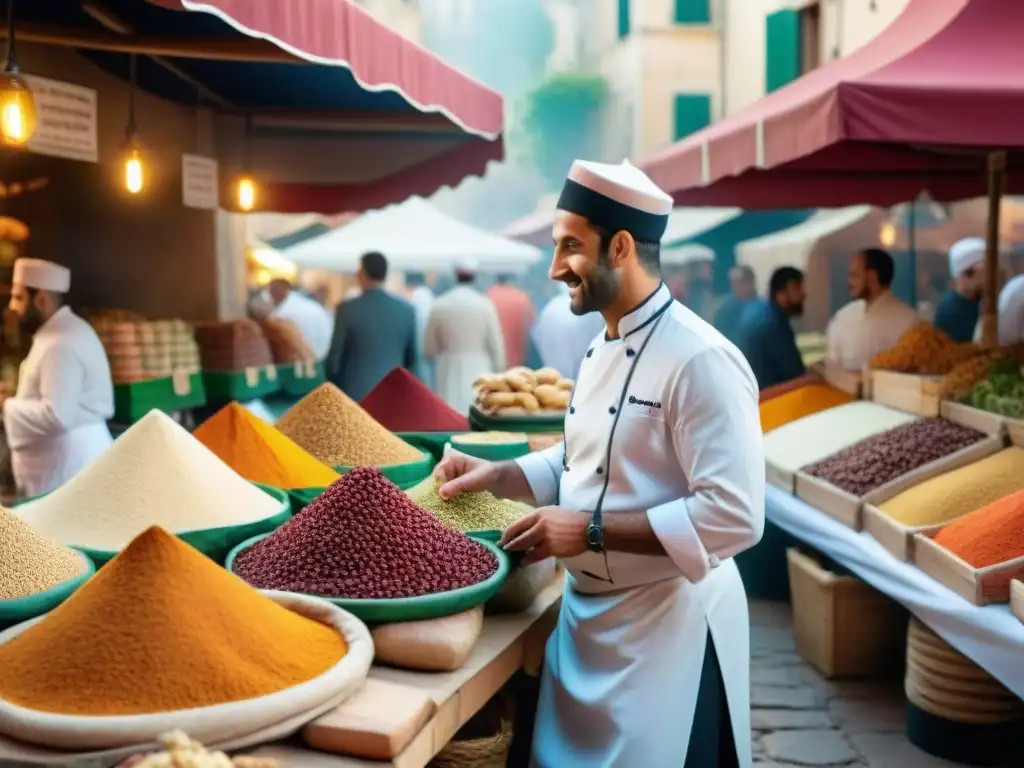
[424,257,505,412]
[934,237,986,342]
[433,160,762,767]
[2,259,114,497]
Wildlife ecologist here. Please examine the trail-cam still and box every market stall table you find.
[766,486,1024,698]
[250,576,562,766]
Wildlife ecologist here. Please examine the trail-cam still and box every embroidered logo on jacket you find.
[627,395,662,409]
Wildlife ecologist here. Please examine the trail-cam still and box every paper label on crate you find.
[171,370,192,397]
[265,365,277,382]
[245,367,260,387]
[293,361,304,377]
[304,360,317,378]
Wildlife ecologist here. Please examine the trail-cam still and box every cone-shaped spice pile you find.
[234,467,499,599]
[360,367,470,432]
[0,527,346,716]
[0,508,86,600]
[194,402,339,489]
[276,383,423,467]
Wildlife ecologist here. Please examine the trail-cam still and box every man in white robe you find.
[433,160,763,767]
[997,271,1024,346]
[267,279,334,360]
[1,259,114,498]
[825,248,919,371]
[531,283,605,380]
[424,259,506,413]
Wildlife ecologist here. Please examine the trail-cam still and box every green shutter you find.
[618,0,630,38]
[673,93,712,141]
[765,9,802,93]
[674,0,710,24]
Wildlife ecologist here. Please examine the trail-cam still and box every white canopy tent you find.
[737,206,873,294]
[662,243,715,266]
[283,197,542,274]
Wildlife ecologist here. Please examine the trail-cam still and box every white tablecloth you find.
[765,486,1024,698]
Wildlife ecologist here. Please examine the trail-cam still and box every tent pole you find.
[981,151,1006,347]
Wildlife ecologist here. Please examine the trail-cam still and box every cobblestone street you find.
[749,601,968,768]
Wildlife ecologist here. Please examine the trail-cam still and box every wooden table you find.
[251,578,562,767]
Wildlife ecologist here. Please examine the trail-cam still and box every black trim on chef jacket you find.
[561,294,674,584]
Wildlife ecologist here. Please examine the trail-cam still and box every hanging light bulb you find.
[124,145,144,194]
[0,0,37,145]
[121,54,145,194]
[237,175,256,211]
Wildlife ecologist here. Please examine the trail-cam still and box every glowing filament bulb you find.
[0,79,37,145]
[125,148,144,194]
[237,176,256,211]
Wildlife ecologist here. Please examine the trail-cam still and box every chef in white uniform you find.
[434,159,764,767]
[2,259,114,498]
[825,247,919,370]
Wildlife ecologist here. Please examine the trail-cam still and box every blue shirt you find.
[933,290,979,343]
[713,295,752,347]
[736,299,806,390]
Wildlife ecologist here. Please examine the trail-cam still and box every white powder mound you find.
[764,401,919,475]
[17,410,283,551]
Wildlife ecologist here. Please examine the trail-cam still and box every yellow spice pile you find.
[0,508,86,600]
[879,447,1024,526]
[276,383,423,466]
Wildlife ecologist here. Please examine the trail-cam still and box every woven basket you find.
[430,693,513,768]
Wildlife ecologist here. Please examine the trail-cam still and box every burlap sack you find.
[0,592,374,753]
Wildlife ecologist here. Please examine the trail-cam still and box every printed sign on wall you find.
[24,75,98,163]
[182,154,219,210]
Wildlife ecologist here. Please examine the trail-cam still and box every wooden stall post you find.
[981,150,1006,348]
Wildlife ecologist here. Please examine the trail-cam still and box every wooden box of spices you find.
[1008,419,1024,449]
[861,506,944,563]
[822,364,863,398]
[914,531,1024,606]
[1010,580,1024,624]
[870,370,942,417]
[794,409,1005,532]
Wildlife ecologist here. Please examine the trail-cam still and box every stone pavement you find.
[748,601,969,768]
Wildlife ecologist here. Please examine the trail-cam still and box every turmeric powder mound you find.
[933,489,1024,568]
[0,527,346,716]
[759,384,854,433]
[193,403,339,489]
[759,374,820,404]
[276,383,423,467]
[879,448,1024,527]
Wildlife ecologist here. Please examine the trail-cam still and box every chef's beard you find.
[567,252,620,316]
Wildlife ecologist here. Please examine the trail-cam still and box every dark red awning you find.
[641,0,1024,209]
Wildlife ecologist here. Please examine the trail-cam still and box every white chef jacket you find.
[997,274,1024,346]
[531,292,606,381]
[514,283,763,767]
[825,291,919,371]
[271,291,334,360]
[425,286,506,413]
[3,306,114,498]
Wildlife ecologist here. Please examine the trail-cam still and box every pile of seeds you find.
[0,509,86,600]
[360,367,469,432]
[276,383,423,467]
[18,410,284,552]
[451,431,528,445]
[234,467,499,599]
[406,476,531,532]
[803,418,986,496]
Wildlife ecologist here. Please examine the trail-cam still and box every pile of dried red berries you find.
[233,466,499,599]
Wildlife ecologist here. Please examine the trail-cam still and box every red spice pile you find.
[360,367,469,432]
[233,466,497,599]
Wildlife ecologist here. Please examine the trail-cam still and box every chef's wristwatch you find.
[586,518,605,553]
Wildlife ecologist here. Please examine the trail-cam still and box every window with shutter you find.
[618,0,630,38]
[765,9,802,93]
[673,93,712,141]
[674,0,710,24]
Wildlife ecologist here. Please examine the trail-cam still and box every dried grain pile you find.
[763,401,918,476]
[933,489,1024,568]
[276,383,423,466]
[451,431,528,445]
[0,508,86,600]
[234,467,498,599]
[803,418,986,496]
[360,367,469,432]
[18,410,284,552]
[406,476,530,532]
[0,527,345,716]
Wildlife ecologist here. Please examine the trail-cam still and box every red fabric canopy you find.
[642,0,1024,209]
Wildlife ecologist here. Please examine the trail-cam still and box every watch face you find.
[587,524,602,548]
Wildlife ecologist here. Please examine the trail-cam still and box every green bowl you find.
[17,484,292,567]
[447,435,530,462]
[336,450,435,490]
[0,550,95,628]
[286,486,325,514]
[226,533,510,623]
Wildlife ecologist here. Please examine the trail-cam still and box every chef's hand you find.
[433,446,534,502]
[498,506,589,565]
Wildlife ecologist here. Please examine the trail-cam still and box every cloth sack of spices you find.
[195,320,273,372]
[259,318,315,364]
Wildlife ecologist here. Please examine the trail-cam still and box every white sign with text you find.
[25,75,98,163]
[181,154,219,210]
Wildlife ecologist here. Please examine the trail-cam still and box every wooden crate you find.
[823,364,863,398]
[939,401,1008,438]
[914,532,1024,606]
[1008,419,1024,448]
[765,459,796,493]
[870,370,942,416]
[794,427,1004,532]
[786,548,906,678]
[862,504,944,562]
[1011,580,1024,624]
